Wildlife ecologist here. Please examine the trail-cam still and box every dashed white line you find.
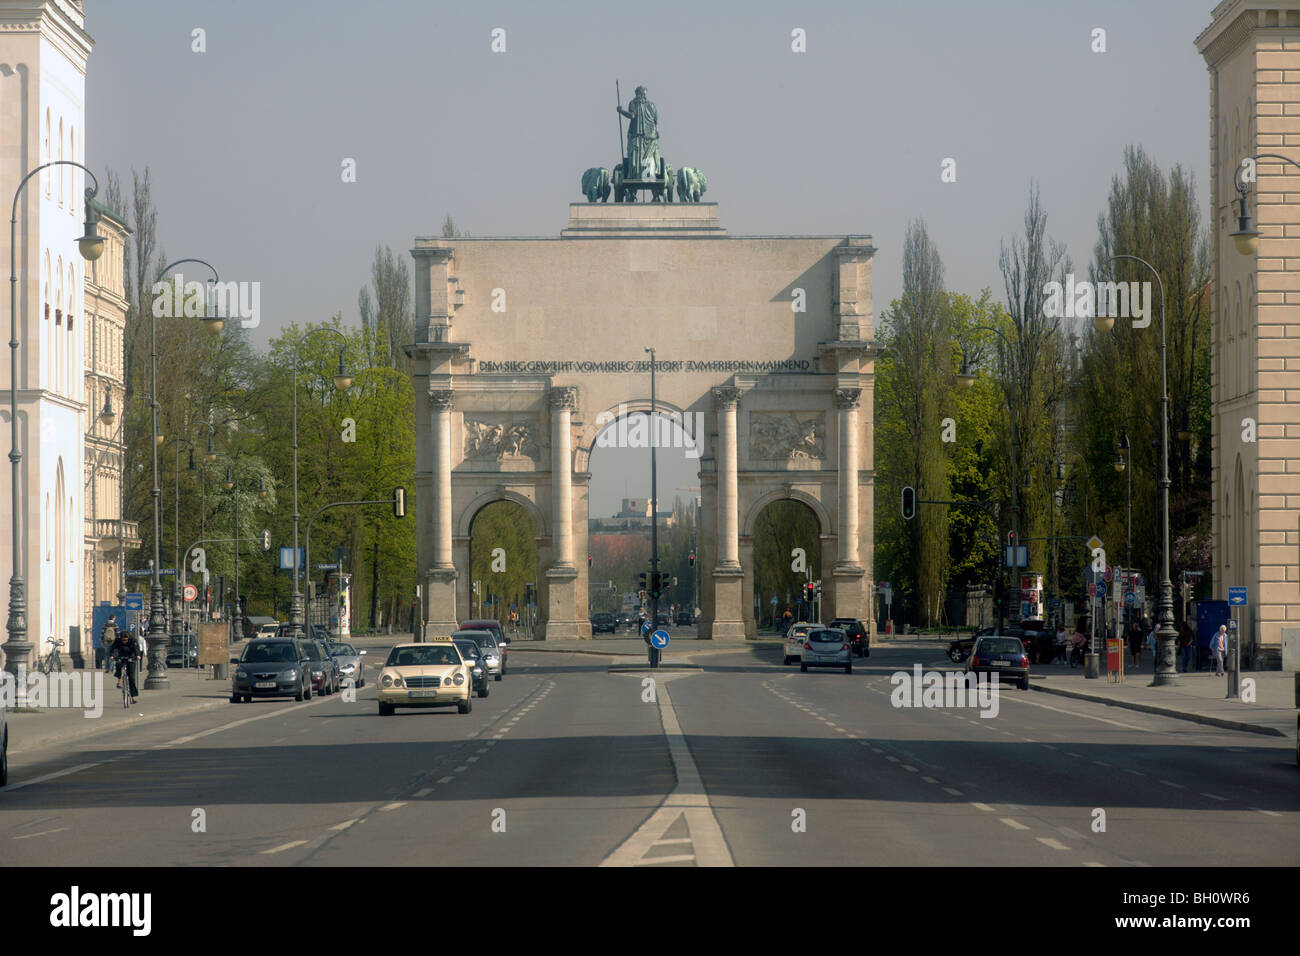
[971,802,995,812]
[1000,818,1030,831]
[1037,837,1070,851]
[380,802,407,812]
[263,840,308,855]
[634,854,696,865]
[414,788,433,798]
[329,819,358,831]
[437,776,454,784]
[1159,780,1184,789]
[943,787,964,797]
[1252,808,1282,817]
[1201,793,1227,802]
[921,776,939,784]
[13,828,68,840]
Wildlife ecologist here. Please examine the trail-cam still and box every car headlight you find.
[472,666,483,676]
[312,668,323,676]
[236,668,249,678]
[453,672,465,685]
[393,676,404,688]
[381,674,393,687]
[284,668,296,678]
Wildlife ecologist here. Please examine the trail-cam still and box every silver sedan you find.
[327,642,367,688]
[799,627,852,674]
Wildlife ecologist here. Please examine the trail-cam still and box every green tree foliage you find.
[1079,146,1212,589]
[752,501,820,622]
[357,244,413,375]
[469,501,537,621]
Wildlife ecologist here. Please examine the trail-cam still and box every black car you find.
[301,639,340,695]
[230,639,312,702]
[591,612,617,634]
[617,612,635,630]
[654,613,670,627]
[452,637,491,698]
[829,617,869,657]
[675,609,693,626]
[166,633,199,668]
[948,626,996,663]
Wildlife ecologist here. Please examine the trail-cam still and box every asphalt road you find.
[2,640,1296,866]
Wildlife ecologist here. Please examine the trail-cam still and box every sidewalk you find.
[1028,656,1297,737]
[5,655,238,755]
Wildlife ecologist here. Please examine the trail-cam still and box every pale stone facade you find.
[0,0,96,668]
[1198,1,1300,665]
[411,203,876,639]
[82,200,137,650]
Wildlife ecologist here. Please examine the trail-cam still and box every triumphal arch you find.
[411,93,876,639]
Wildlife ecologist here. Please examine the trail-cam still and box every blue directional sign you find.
[650,629,670,649]
[1228,587,1247,606]
[124,592,144,611]
[1096,581,1107,599]
[641,620,652,636]
[1124,590,1135,606]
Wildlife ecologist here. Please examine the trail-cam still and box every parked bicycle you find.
[37,637,64,675]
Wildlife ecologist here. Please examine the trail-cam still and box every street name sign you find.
[1228,587,1247,606]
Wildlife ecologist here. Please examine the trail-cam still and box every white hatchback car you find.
[783,622,815,665]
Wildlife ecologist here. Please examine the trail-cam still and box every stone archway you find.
[411,203,877,640]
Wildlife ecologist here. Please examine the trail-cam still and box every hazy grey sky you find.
[84,0,1216,516]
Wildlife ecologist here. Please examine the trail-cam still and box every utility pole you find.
[646,347,660,666]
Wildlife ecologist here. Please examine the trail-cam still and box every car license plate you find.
[254,681,276,688]
[991,661,1009,667]
[408,690,437,698]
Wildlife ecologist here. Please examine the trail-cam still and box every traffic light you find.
[587,553,592,569]
[688,551,695,568]
[638,572,648,596]
[804,582,815,603]
[1008,530,1016,548]
[261,528,271,552]
[393,486,406,518]
[650,572,663,600]
[901,486,916,520]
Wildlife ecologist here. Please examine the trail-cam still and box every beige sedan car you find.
[377,639,473,716]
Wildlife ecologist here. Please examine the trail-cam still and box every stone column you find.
[835,388,861,568]
[425,389,458,634]
[711,386,744,638]
[832,387,867,621]
[543,387,580,638]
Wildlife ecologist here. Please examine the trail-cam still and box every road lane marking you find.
[380,802,407,811]
[1201,793,1226,801]
[13,828,68,840]
[1,762,103,793]
[437,776,454,784]
[1001,818,1030,831]
[1252,808,1282,817]
[653,837,692,845]
[971,802,995,812]
[262,840,308,855]
[454,765,468,772]
[414,788,433,797]
[1159,780,1184,789]
[902,765,919,773]
[602,676,733,868]
[1125,769,1145,777]
[635,854,695,865]
[922,776,939,784]
[1037,837,1070,851]
[944,787,964,796]
[329,819,358,831]
[1083,862,1105,867]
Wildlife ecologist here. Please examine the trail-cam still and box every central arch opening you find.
[751,498,822,632]
[467,500,538,635]
[586,405,700,633]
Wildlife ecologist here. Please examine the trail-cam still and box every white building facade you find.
[1,0,96,672]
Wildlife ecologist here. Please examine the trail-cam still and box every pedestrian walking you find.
[1128,620,1143,667]
[1212,625,1227,676]
[1055,623,1068,664]
[1178,622,1193,673]
[1145,624,1157,663]
[100,613,118,671]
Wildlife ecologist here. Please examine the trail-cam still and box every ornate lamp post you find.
[1102,254,1176,685]
[7,163,104,699]
[288,328,354,640]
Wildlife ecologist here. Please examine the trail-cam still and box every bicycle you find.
[37,638,64,675]
[114,655,137,708]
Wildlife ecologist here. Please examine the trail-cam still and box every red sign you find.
[1106,638,1122,672]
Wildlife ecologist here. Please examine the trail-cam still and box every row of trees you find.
[106,166,434,630]
[875,146,1213,627]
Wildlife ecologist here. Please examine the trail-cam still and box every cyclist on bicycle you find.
[111,628,139,704]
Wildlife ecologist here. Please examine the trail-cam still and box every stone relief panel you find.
[464,418,543,461]
[749,412,825,460]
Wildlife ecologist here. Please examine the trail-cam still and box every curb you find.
[8,687,234,755]
[1030,683,1287,737]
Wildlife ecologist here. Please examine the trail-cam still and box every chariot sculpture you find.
[579,83,706,204]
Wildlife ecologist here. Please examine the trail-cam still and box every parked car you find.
[459,619,509,673]
[966,635,1031,690]
[783,622,815,665]
[828,617,869,657]
[591,612,617,634]
[301,639,340,695]
[230,638,312,702]
[327,642,366,687]
[799,626,852,674]
[166,634,199,668]
[452,636,491,698]
[675,609,693,626]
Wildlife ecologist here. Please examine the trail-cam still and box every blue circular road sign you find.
[650,629,670,649]
[1124,590,1135,606]
[641,620,652,636]
[1097,582,1107,598]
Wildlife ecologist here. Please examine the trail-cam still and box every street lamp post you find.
[645,346,660,667]
[1103,254,1176,686]
[146,259,220,689]
[288,327,354,640]
[222,459,266,639]
[171,437,199,640]
[7,162,105,700]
